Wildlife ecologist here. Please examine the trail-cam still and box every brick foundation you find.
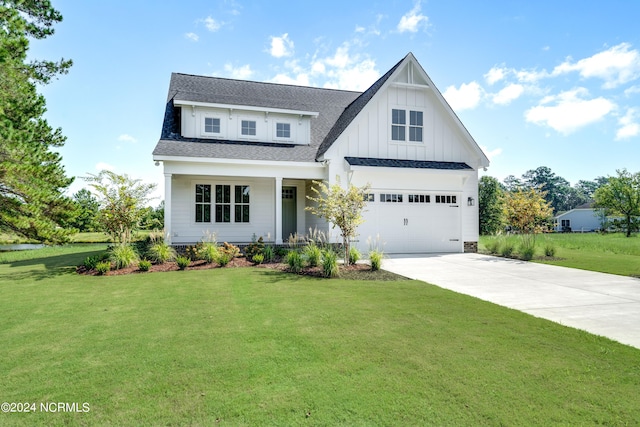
[463,241,478,253]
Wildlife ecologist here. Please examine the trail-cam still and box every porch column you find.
[164,173,172,244]
[275,176,283,244]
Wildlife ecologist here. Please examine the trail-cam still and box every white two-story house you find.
[152,53,490,253]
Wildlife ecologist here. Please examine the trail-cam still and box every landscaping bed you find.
[77,255,407,280]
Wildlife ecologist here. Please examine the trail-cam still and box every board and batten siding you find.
[179,106,311,145]
[170,176,275,243]
[325,85,477,168]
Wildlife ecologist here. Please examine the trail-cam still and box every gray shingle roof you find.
[345,157,472,170]
[153,75,361,162]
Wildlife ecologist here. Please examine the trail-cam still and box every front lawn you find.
[1,245,639,425]
[480,233,640,277]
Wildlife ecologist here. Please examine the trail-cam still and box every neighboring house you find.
[152,53,490,253]
[554,203,601,232]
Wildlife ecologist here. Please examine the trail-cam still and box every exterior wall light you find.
[467,197,475,206]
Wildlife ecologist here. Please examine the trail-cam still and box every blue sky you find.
[30,0,640,203]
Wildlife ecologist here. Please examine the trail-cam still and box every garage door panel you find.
[356,192,461,253]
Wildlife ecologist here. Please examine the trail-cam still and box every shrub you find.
[520,244,536,261]
[306,227,328,249]
[184,245,199,261]
[147,241,176,264]
[252,253,264,265]
[198,243,219,264]
[303,243,322,267]
[83,255,100,270]
[263,245,275,262]
[245,236,265,261]
[110,244,139,270]
[220,242,240,259]
[275,246,288,257]
[95,261,110,275]
[286,250,304,273]
[485,238,502,254]
[217,252,232,267]
[544,244,556,257]
[348,246,361,265]
[369,249,383,271]
[138,259,152,272]
[500,241,515,257]
[322,249,339,278]
[176,256,190,270]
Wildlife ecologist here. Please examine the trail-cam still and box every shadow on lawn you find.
[1,248,106,282]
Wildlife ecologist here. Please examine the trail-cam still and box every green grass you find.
[480,233,640,276]
[1,246,639,425]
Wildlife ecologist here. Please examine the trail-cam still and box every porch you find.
[162,159,329,245]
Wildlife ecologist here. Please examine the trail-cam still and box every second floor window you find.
[204,117,220,134]
[409,111,423,142]
[276,122,291,138]
[392,109,423,142]
[241,120,256,136]
[391,109,406,141]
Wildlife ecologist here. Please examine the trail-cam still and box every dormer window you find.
[276,123,291,138]
[204,117,220,134]
[241,120,256,136]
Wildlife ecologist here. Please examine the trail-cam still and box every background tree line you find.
[480,166,640,237]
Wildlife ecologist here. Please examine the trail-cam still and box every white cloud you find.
[223,63,253,80]
[269,33,294,58]
[616,108,640,140]
[552,43,640,89]
[324,45,351,68]
[524,88,616,135]
[270,73,310,87]
[203,16,222,32]
[624,85,640,97]
[95,162,115,172]
[397,2,429,33]
[185,32,199,42]
[443,81,483,111]
[485,66,507,85]
[117,134,137,143]
[515,68,550,83]
[480,145,503,161]
[311,61,326,75]
[492,83,524,105]
[324,58,379,91]
[278,44,379,91]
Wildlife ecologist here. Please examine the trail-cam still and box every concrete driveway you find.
[383,253,640,350]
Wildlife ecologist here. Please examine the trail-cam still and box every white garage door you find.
[356,192,461,253]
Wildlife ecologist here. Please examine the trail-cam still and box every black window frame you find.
[195,184,211,223]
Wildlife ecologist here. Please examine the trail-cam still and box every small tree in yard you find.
[503,187,553,250]
[306,177,370,265]
[84,171,157,244]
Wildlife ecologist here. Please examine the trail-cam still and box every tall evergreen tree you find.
[0,1,74,243]
[478,176,504,235]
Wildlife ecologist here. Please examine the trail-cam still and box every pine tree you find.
[0,1,75,243]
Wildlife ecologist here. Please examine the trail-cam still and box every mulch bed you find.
[76,257,406,280]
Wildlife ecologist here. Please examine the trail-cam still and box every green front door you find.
[282,186,297,241]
